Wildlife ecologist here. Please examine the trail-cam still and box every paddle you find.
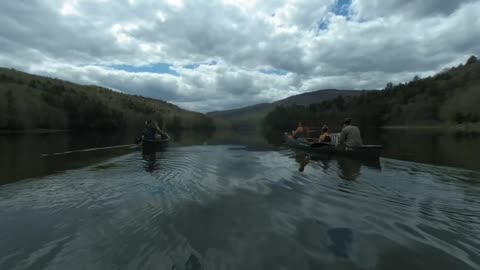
[41,144,138,157]
[135,124,146,144]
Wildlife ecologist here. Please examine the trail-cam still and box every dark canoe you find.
[142,133,170,153]
[284,133,383,159]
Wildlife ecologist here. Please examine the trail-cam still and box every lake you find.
[0,129,479,270]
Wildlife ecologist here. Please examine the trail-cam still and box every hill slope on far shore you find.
[0,68,215,132]
[208,89,364,128]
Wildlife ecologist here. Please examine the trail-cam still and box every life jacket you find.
[143,127,157,141]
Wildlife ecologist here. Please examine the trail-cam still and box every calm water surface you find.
[0,130,479,270]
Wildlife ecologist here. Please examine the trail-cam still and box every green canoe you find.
[284,133,383,159]
[142,133,170,153]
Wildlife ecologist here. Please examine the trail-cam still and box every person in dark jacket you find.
[142,120,157,141]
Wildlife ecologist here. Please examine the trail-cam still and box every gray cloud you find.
[350,0,477,19]
[0,0,479,112]
[0,1,116,63]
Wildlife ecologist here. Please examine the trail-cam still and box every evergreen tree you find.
[6,90,17,129]
[466,55,477,65]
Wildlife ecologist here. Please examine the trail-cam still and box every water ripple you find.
[0,145,479,269]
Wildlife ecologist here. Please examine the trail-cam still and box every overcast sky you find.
[0,0,479,112]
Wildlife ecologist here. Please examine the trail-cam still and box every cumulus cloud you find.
[0,0,479,112]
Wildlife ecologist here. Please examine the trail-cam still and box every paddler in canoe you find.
[288,118,363,148]
[315,119,362,147]
[318,124,332,143]
[290,121,309,142]
[285,118,382,158]
[337,118,363,147]
[142,120,168,142]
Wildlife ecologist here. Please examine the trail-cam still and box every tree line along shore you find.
[263,56,480,133]
[1,55,478,135]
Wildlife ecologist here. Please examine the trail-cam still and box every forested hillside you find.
[208,89,362,129]
[0,68,215,132]
[264,56,480,131]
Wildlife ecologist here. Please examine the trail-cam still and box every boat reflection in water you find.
[295,152,311,172]
[142,151,160,173]
[292,150,381,181]
[140,134,170,173]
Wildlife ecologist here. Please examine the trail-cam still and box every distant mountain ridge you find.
[274,89,362,106]
[208,103,271,118]
[207,89,365,127]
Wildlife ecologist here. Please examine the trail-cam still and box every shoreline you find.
[0,127,215,135]
[382,124,480,133]
[0,129,71,135]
